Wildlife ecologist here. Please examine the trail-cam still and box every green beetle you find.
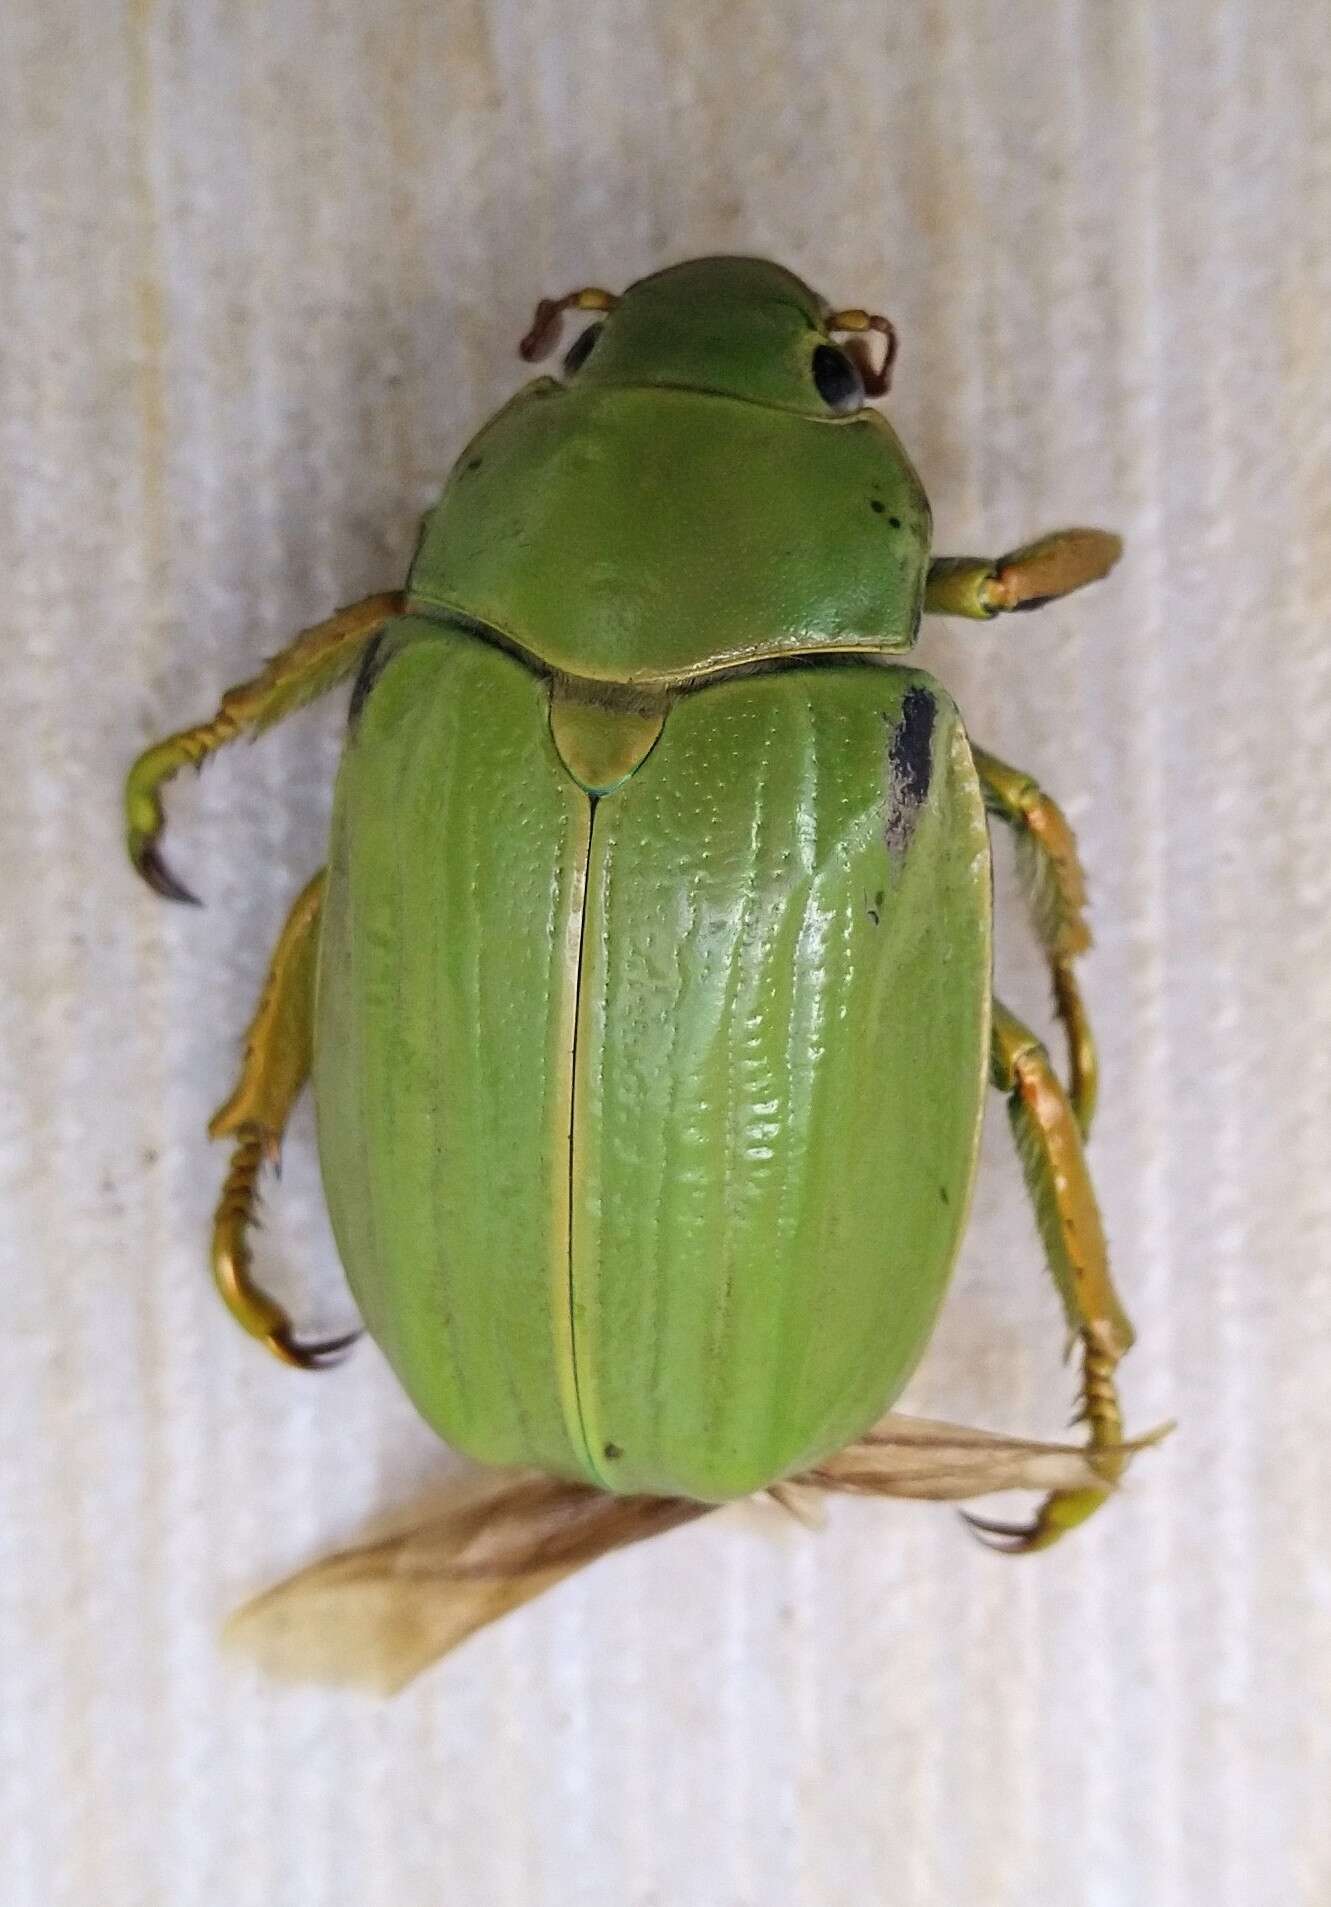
[127,256,1133,1551]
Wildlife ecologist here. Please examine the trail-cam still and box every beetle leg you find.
[208,870,358,1370]
[972,999,1135,1552]
[125,591,403,903]
[924,528,1122,620]
[972,745,1097,1136]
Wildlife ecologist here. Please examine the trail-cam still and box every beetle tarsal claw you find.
[131,834,202,906]
[959,1501,1087,1555]
[959,1509,1044,1552]
[213,1104,361,1375]
[266,1324,362,1372]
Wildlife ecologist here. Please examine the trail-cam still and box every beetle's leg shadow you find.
[972,744,1098,1137]
[208,868,359,1371]
[967,998,1136,1553]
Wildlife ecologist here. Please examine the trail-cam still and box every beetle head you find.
[415,258,934,671]
[520,256,898,417]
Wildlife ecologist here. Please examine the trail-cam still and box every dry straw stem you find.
[227,1414,1167,1694]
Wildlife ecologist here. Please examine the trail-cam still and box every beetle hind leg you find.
[208,870,358,1370]
[974,999,1134,1552]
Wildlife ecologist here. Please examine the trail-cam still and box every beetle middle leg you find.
[972,745,1098,1137]
[207,869,356,1371]
[923,528,1122,620]
[125,591,402,903]
[970,999,1135,1552]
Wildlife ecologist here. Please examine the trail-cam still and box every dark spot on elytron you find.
[603,1441,623,1462]
[939,1184,951,1206]
[465,456,483,473]
[870,498,886,514]
[347,632,389,733]
[883,686,936,857]
[889,515,902,529]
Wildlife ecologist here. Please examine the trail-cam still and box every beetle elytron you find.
[127,257,1134,1551]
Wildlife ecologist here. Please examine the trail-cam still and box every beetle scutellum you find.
[128,256,1132,1559]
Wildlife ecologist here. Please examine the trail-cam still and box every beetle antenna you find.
[825,308,899,397]
[519,287,619,362]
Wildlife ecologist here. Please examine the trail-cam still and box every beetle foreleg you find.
[924,528,1122,620]
[973,999,1136,1552]
[125,591,402,903]
[973,745,1097,1135]
[208,870,357,1371]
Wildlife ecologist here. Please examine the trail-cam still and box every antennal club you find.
[519,287,619,362]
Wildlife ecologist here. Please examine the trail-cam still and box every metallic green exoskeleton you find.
[127,256,1134,1551]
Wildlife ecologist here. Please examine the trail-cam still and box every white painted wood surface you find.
[3,3,1329,1902]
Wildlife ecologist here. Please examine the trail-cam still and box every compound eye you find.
[563,322,604,375]
[811,343,864,414]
